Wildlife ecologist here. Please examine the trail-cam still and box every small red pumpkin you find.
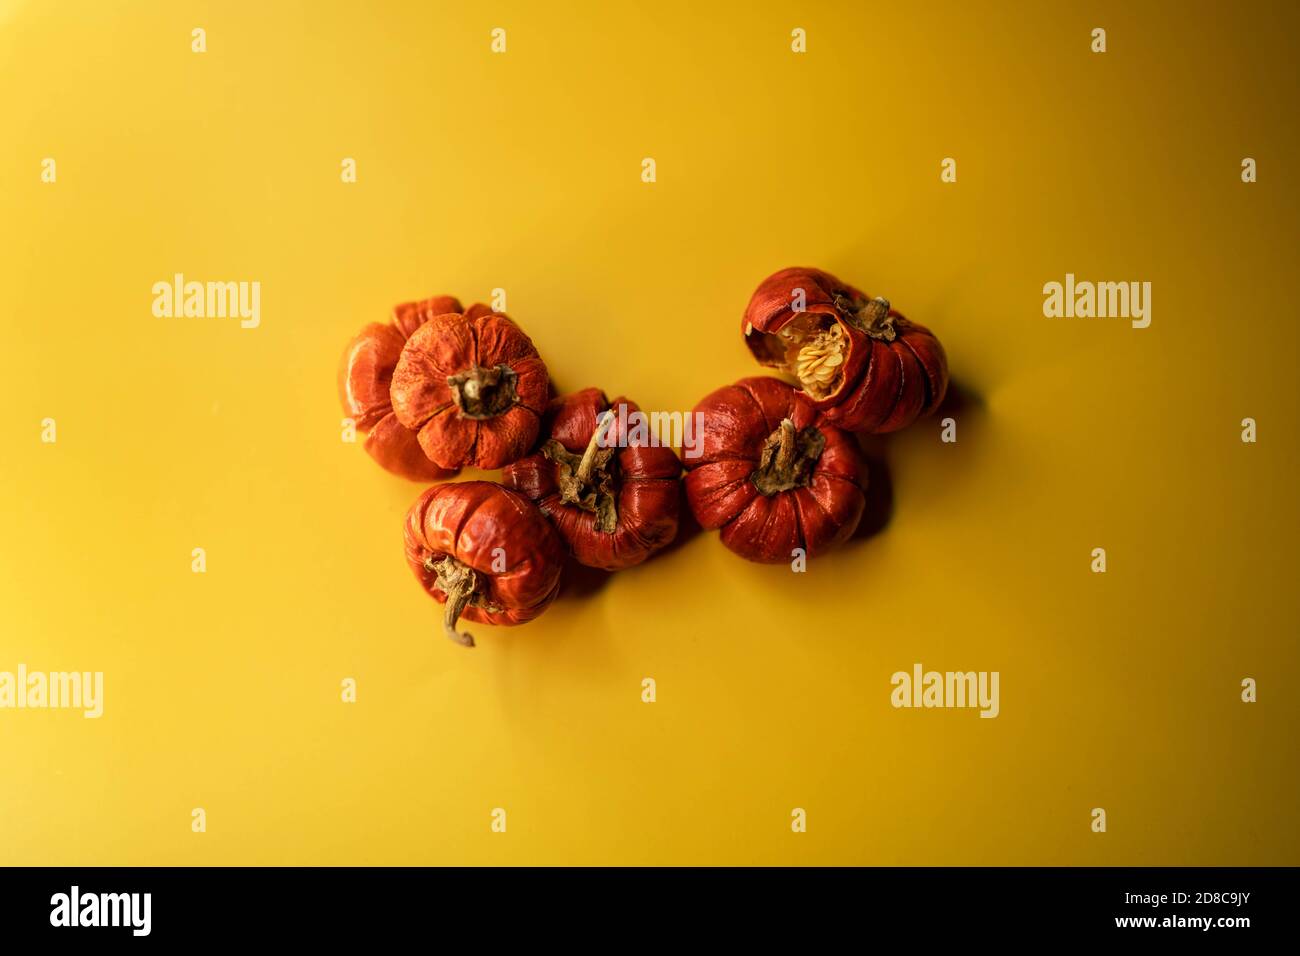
[741,266,948,433]
[404,481,566,647]
[338,295,465,481]
[503,389,682,571]
[390,307,549,470]
[684,377,866,563]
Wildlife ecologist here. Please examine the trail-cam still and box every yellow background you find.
[2,0,1296,865]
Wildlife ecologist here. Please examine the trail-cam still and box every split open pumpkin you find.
[742,266,948,433]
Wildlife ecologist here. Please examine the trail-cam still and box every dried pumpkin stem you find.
[427,556,478,648]
[835,293,896,342]
[542,411,619,533]
[751,418,826,496]
[773,419,796,474]
[447,364,519,420]
[576,411,614,484]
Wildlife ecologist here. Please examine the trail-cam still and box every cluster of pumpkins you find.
[338,267,948,647]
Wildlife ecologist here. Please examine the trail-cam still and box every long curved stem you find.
[429,556,478,648]
[442,580,475,648]
[576,410,614,485]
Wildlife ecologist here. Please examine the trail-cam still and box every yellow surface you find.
[1,0,1296,866]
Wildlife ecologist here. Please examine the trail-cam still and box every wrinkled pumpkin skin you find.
[390,309,549,471]
[684,376,867,563]
[404,481,565,629]
[337,295,464,481]
[504,388,682,571]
